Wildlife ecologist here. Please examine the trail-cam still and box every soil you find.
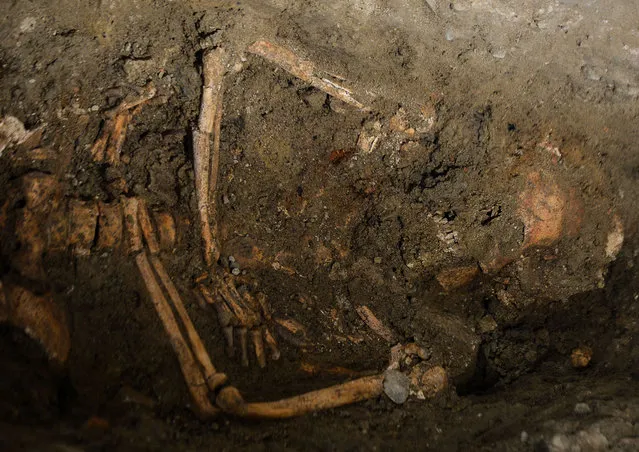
[2,0,639,450]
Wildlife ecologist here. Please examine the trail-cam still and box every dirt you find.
[2,0,639,450]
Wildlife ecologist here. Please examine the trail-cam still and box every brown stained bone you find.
[122,197,143,254]
[14,209,46,280]
[436,265,479,292]
[248,40,368,111]
[135,252,218,418]
[137,199,160,254]
[97,202,123,250]
[105,111,132,165]
[90,122,110,162]
[418,366,448,398]
[274,317,307,336]
[216,374,384,419]
[68,200,99,256]
[14,173,60,277]
[355,305,395,343]
[22,173,59,212]
[216,278,260,327]
[149,255,227,391]
[263,327,281,360]
[198,284,236,356]
[91,82,156,164]
[193,48,226,267]
[47,206,69,251]
[154,211,176,250]
[518,171,566,249]
[251,328,266,368]
[111,82,157,115]
[1,282,70,365]
[300,362,361,378]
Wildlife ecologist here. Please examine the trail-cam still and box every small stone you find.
[228,255,236,264]
[550,434,571,451]
[575,427,609,450]
[605,215,624,259]
[222,194,230,205]
[574,402,591,415]
[84,416,109,431]
[389,108,409,133]
[19,17,37,33]
[478,315,498,333]
[374,256,382,264]
[436,265,479,291]
[520,431,529,443]
[491,49,506,59]
[571,346,593,368]
[383,369,410,404]
[304,91,327,110]
[231,267,241,276]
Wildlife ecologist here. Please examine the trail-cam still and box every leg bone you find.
[135,251,217,418]
[248,40,368,111]
[216,375,384,419]
[150,255,227,391]
[193,48,226,267]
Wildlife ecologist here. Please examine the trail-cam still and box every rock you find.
[605,215,624,259]
[571,346,593,368]
[575,427,609,450]
[478,315,498,333]
[550,433,571,451]
[574,402,591,415]
[0,116,42,155]
[389,108,409,133]
[304,91,326,109]
[356,121,382,154]
[518,171,569,249]
[19,17,37,34]
[383,369,410,404]
[436,265,479,291]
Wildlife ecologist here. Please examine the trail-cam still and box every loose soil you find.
[2,0,639,450]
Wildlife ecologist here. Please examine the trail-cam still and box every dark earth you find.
[2,0,639,450]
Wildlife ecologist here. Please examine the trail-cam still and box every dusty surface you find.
[2,0,639,450]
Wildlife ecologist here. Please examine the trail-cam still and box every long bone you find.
[247,40,369,111]
[216,374,385,419]
[188,44,400,418]
[193,47,280,368]
[193,48,226,267]
[129,198,226,417]
[87,88,226,417]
